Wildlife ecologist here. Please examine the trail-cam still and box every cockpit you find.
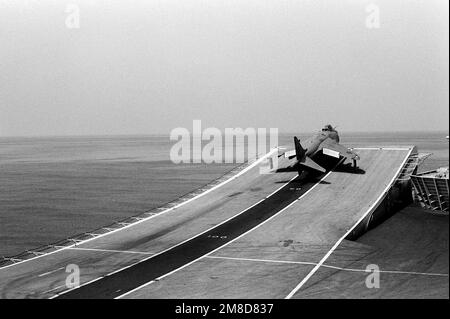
[321,124,335,132]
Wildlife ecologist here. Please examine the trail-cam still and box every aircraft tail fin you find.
[294,136,326,174]
[294,136,306,161]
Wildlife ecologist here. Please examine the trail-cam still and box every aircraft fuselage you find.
[301,131,340,158]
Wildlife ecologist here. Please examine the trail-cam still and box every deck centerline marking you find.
[204,255,449,277]
[0,149,278,271]
[285,147,414,299]
[38,267,65,277]
[115,160,344,299]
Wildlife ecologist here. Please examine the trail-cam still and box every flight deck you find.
[0,146,447,299]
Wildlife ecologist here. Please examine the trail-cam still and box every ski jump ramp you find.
[2,146,436,299]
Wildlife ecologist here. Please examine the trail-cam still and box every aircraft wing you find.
[319,139,359,160]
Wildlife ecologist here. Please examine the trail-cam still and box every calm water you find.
[0,132,448,256]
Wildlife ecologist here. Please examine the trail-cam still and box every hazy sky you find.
[0,0,448,136]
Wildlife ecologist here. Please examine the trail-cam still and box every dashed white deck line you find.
[38,267,65,277]
[0,149,278,271]
[205,255,449,277]
[66,247,155,255]
[285,147,414,299]
[116,160,344,299]
[352,147,412,151]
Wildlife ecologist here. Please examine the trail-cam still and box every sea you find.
[0,131,448,257]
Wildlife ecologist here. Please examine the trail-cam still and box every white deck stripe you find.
[205,256,449,277]
[352,147,412,151]
[1,149,278,271]
[285,147,414,299]
[65,247,155,255]
[38,267,65,277]
[116,159,345,299]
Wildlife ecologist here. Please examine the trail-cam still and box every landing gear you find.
[352,159,358,169]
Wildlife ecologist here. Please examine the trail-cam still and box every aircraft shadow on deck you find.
[333,162,366,175]
[274,161,365,176]
[274,176,331,185]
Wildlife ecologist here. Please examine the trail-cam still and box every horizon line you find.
[1,129,449,139]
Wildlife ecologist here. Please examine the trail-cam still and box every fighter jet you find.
[283,124,360,174]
